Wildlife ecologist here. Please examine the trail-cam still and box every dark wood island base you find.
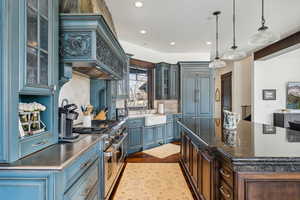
[178,118,300,200]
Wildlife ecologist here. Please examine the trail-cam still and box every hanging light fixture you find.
[222,0,247,60]
[248,0,279,46]
[209,11,226,69]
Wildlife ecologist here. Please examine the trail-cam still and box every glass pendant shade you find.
[209,58,226,69]
[222,47,247,61]
[248,28,279,46]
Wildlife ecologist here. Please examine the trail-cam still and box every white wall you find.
[59,73,90,124]
[120,40,210,64]
[253,48,300,124]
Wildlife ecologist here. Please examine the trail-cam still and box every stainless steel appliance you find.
[59,102,80,141]
[103,123,128,199]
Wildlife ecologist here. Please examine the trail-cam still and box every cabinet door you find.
[128,127,143,154]
[162,67,170,99]
[181,133,187,163]
[197,75,212,116]
[165,122,174,143]
[192,142,198,185]
[155,65,162,99]
[182,72,198,116]
[143,127,156,149]
[21,0,56,94]
[169,64,179,99]
[156,125,165,144]
[200,150,214,200]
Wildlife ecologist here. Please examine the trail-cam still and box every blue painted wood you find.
[0,0,59,162]
[165,121,174,143]
[179,62,214,117]
[107,80,117,120]
[0,0,4,162]
[0,171,55,200]
[90,78,107,113]
[155,62,170,99]
[169,64,179,99]
[156,125,165,144]
[128,127,143,154]
[143,127,157,149]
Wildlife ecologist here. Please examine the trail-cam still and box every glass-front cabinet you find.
[22,0,54,94]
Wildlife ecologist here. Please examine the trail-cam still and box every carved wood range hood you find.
[59,14,127,80]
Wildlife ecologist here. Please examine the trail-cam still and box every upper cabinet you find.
[59,14,127,81]
[117,57,129,99]
[20,0,58,95]
[155,62,179,100]
[0,0,59,163]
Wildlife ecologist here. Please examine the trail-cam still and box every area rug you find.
[112,163,193,200]
[142,143,180,159]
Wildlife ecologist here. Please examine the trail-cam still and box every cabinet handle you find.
[220,168,231,178]
[219,186,231,199]
[80,159,94,169]
[32,140,48,147]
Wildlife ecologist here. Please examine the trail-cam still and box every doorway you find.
[221,72,232,120]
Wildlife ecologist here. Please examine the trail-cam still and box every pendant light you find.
[222,0,247,60]
[248,0,279,46]
[209,11,226,69]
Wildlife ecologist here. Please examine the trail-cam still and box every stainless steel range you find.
[73,119,128,200]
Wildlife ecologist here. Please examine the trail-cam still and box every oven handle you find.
[104,151,113,157]
[112,132,128,148]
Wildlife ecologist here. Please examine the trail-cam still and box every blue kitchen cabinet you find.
[180,62,213,117]
[143,126,157,149]
[165,121,174,143]
[127,118,144,154]
[107,80,117,120]
[128,127,143,154]
[169,64,179,99]
[0,0,59,162]
[117,56,129,99]
[155,62,170,100]
[0,171,55,200]
[173,114,182,140]
[143,124,165,150]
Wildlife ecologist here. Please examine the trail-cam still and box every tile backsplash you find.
[59,72,90,124]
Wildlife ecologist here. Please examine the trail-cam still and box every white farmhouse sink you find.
[145,114,167,126]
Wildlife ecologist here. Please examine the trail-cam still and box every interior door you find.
[221,72,232,120]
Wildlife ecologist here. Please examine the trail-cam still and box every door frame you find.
[221,71,232,120]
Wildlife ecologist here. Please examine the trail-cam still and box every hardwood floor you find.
[109,142,197,200]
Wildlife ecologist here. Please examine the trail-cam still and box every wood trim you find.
[129,58,155,69]
[221,71,232,121]
[254,31,300,60]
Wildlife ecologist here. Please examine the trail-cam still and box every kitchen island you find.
[178,117,300,200]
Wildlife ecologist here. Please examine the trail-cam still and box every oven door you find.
[113,132,128,172]
[104,146,116,199]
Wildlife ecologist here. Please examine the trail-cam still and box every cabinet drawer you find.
[127,118,144,127]
[19,132,54,158]
[64,159,99,200]
[219,164,233,187]
[64,144,99,189]
[219,181,233,200]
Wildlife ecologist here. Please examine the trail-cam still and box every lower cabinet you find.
[128,127,143,154]
[143,125,165,150]
[165,121,174,143]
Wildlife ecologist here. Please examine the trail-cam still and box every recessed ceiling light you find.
[140,30,147,34]
[206,41,212,45]
[170,42,176,46]
[135,1,143,8]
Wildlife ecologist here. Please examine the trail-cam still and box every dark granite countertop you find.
[178,117,300,166]
[0,134,103,170]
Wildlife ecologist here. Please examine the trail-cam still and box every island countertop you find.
[178,117,300,167]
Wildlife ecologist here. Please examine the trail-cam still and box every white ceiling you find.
[106,0,300,56]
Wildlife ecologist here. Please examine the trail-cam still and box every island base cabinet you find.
[180,132,215,200]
